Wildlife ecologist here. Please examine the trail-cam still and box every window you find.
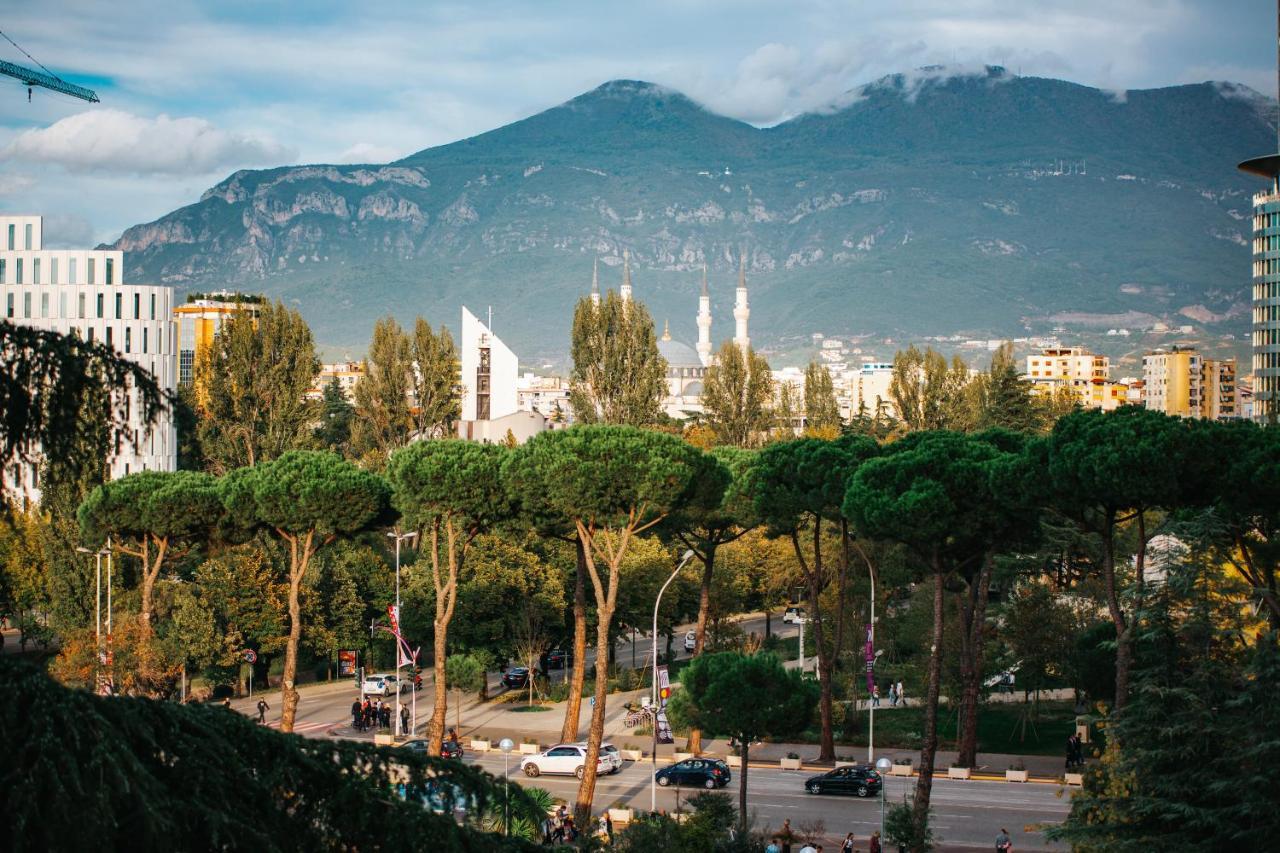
[87,258,95,284]
[15,259,22,284]
[106,258,115,285]
[142,328,148,353]
[78,294,85,319]
[96,293,103,318]
[40,293,48,318]
[50,258,58,284]
[115,293,122,319]
[150,294,156,320]
[87,327,94,342]
[24,223,32,250]
[125,327,131,353]
[0,259,5,284]
[68,258,76,284]
[6,223,12,250]
[5,293,12,318]
[133,293,140,319]
[23,292,31,318]
[58,293,66,318]
[33,258,40,285]
[106,327,113,347]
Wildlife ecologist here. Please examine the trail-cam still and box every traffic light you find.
[659,686,670,701]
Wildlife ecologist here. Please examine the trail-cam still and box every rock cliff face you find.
[110,70,1273,357]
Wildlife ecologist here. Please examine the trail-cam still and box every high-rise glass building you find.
[1240,155,1280,422]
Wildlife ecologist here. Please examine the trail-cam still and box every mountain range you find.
[109,67,1276,362]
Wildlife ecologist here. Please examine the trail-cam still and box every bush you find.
[884,797,932,851]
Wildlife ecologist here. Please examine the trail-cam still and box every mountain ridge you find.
[109,69,1274,362]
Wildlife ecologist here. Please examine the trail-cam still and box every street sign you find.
[242,649,258,664]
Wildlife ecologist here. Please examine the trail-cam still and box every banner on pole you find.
[656,708,674,744]
[864,624,875,693]
[656,664,670,705]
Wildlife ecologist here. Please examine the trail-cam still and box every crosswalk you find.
[262,719,336,735]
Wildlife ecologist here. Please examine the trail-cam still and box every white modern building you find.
[457,306,547,444]
[1,214,177,501]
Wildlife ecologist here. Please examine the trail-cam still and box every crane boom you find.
[0,58,99,102]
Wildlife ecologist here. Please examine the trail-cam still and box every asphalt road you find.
[464,752,1068,851]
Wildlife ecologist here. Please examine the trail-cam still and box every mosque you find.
[590,249,750,420]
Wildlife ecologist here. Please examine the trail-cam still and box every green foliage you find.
[386,440,510,534]
[195,300,319,474]
[351,316,415,463]
[0,320,166,488]
[889,344,972,432]
[0,656,542,852]
[754,434,879,532]
[409,316,461,441]
[803,360,841,432]
[701,341,774,447]
[975,342,1042,433]
[884,796,933,851]
[313,376,354,457]
[447,653,488,695]
[670,651,817,743]
[569,289,667,426]
[78,470,222,548]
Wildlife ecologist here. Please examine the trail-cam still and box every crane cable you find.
[0,27,70,85]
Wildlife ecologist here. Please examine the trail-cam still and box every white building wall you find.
[1,215,177,501]
[459,306,519,424]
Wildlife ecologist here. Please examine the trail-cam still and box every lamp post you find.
[76,544,111,691]
[387,529,418,736]
[651,549,696,813]
[499,737,515,835]
[876,756,893,840]
[868,562,878,763]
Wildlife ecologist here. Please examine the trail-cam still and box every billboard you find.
[338,649,358,678]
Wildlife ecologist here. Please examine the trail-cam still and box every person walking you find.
[869,830,882,853]
[256,698,270,724]
[1065,734,1076,770]
[780,818,794,853]
[872,684,880,707]
[400,704,410,736]
[351,699,363,731]
[766,840,781,853]
[995,827,1012,852]
[896,680,905,706]
[842,831,856,851]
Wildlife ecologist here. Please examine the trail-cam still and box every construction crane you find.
[0,28,99,103]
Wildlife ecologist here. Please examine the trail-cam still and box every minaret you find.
[590,258,600,307]
[662,319,672,341]
[733,251,750,352]
[696,263,712,366]
[621,249,633,304]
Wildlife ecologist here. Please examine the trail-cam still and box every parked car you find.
[984,661,1021,689]
[400,738,465,759]
[656,758,731,789]
[362,673,406,696]
[502,667,530,689]
[783,607,806,624]
[521,742,622,779]
[541,649,568,671]
[803,765,881,797]
[683,631,697,652]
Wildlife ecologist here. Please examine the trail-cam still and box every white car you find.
[521,742,622,779]
[683,631,697,652]
[783,607,806,624]
[362,673,406,696]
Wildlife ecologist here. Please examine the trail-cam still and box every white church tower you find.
[734,251,750,352]
[696,263,712,366]
[620,249,633,303]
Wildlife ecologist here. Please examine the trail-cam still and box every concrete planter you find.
[373,732,395,746]
[1065,772,1084,786]
[890,762,914,777]
[834,761,857,768]
[780,757,802,770]
[469,739,491,752]
[947,767,972,780]
[519,742,540,755]
[1005,769,1029,783]
[673,751,693,762]
[608,808,634,825]
[725,755,742,768]
[620,749,644,761]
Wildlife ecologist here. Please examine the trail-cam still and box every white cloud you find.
[0,173,36,195]
[3,109,296,176]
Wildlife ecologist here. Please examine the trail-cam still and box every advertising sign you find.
[338,649,358,678]
[864,624,875,693]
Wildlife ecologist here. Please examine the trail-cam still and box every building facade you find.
[1142,348,1202,417]
[1026,346,1130,412]
[457,306,547,443]
[1,214,177,499]
[173,293,261,385]
[1238,152,1280,421]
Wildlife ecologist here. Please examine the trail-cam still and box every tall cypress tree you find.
[568,290,666,426]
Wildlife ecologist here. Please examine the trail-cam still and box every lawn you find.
[817,700,1080,757]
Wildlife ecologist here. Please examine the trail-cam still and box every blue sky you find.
[0,0,1274,245]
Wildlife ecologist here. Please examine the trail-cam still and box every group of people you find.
[1064,732,1086,770]
[541,805,580,845]
[350,697,403,732]
[869,680,906,708]
[765,821,882,853]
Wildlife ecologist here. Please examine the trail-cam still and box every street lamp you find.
[876,756,893,840]
[387,529,418,736]
[651,549,696,812]
[76,543,111,691]
[498,738,516,835]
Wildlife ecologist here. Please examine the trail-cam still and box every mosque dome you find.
[659,337,702,369]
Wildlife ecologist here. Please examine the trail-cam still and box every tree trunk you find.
[428,519,461,755]
[575,607,613,826]
[429,620,449,753]
[1099,513,1131,712]
[738,737,750,835]
[687,545,716,756]
[803,519,837,762]
[562,540,588,743]
[280,542,307,733]
[911,568,946,852]
[955,557,992,768]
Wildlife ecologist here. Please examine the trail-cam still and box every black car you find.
[804,765,881,797]
[655,758,731,789]
[541,649,568,671]
[502,667,530,689]
[400,739,465,760]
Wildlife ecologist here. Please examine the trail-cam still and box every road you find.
[464,752,1066,851]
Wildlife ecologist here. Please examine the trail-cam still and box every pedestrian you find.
[872,684,880,707]
[1072,733,1085,768]
[221,697,232,710]
[842,831,856,851]
[766,840,781,853]
[995,827,1012,852]
[1065,734,1076,770]
[798,843,817,853]
[256,697,269,724]
[563,816,577,842]
[896,680,905,706]
[780,817,794,853]
[400,704,410,735]
[869,830,882,853]
[887,682,896,706]
[351,699,363,730]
